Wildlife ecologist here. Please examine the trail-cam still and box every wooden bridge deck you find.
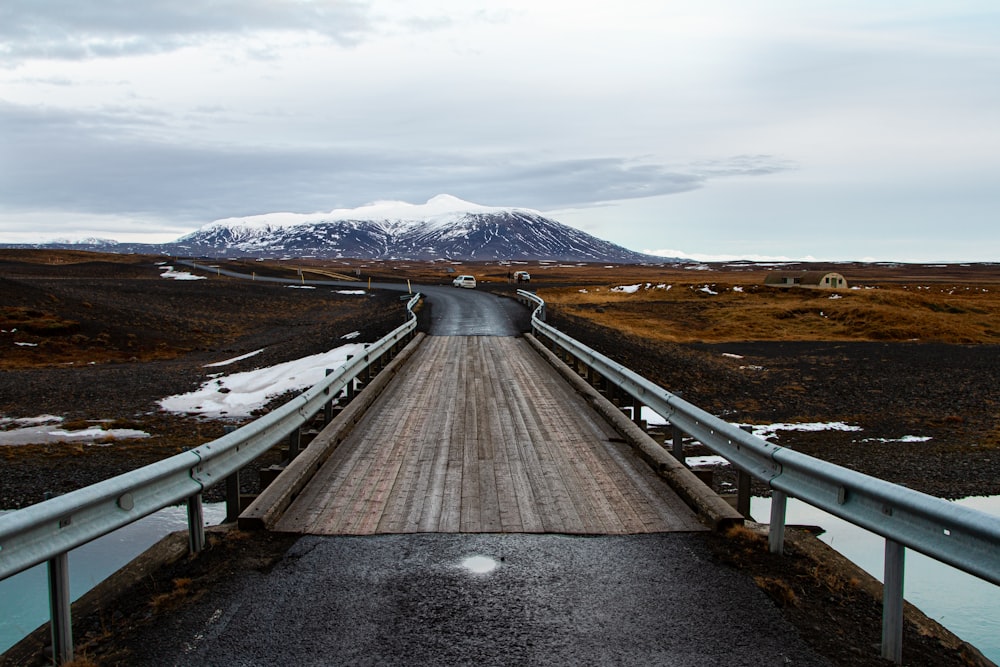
[274,336,705,535]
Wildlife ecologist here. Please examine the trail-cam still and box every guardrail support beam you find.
[736,469,752,519]
[187,493,205,553]
[225,471,240,523]
[671,425,685,464]
[769,490,787,555]
[882,539,906,664]
[47,552,73,665]
[324,369,335,423]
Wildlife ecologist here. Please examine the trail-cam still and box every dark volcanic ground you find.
[0,255,407,508]
[547,310,1000,500]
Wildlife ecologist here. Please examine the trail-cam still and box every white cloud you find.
[0,1,998,261]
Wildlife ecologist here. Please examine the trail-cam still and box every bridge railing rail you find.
[517,289,1000,663]
[0,292,422,663]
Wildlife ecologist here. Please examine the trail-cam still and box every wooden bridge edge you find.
[522,333,744,532]
[238,333,427,530]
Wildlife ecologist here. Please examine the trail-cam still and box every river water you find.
[752,494,1000,663]
[0,503,227,654]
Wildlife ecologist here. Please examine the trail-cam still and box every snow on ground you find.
[335,290,366,295]
[0,415,63,428]
[722,353,744,359]
[340,331,361,340]
[203,349,265,368]
[287,285,316,289]
[612,284,642,293]
[159,343,367,418]
[14,342,37,347]
[159,266,206,281]
[697,285,718,295]
[0,416,150,447]
[687,455,730,467]
[750,422,862,440]
[860,435,933,443]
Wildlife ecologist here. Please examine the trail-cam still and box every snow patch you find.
[204,349,265,368]
[159,343,367,418]
[749,421,862,440]
[687,455,731,467]
[0,423,150,447]
[159,266,206,281]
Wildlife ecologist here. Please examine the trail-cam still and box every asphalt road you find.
[409,284,530,336]
[179,261,530,336]
[126,534,830,666]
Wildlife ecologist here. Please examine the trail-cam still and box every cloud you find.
[0,0,374,62]
[0,101,794,228]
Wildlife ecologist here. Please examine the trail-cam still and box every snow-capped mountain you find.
[1,196,663,263]
[170,195,655,262]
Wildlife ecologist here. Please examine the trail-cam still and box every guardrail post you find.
[288,426,301,458]
[324,369,334,423]
[346,357,357,401]
[736,425,753,519]
[47,552,73,665]
[223,425,240,522]
[671,424,685,464]
[769,490,787,555]
[632,398,646,430]
[882,539,906,664]
[187,493,205,553]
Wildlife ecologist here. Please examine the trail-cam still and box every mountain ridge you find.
[1,196,666,263]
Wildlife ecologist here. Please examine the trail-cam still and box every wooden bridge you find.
[241,333,718,536]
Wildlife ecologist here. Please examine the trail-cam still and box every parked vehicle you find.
[513,270,531,283]
[452,275,477,288]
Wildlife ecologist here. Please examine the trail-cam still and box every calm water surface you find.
[0,503,226,653]
[752,494,1000,664]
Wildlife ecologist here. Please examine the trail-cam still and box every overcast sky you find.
[1,1,998,262]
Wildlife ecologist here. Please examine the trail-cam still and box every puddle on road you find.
[460,555,498,574]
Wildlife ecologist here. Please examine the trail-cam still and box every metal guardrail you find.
[0,292,421,663]
[517,289,1000,663]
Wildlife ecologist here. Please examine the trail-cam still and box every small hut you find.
[764,271,848,289]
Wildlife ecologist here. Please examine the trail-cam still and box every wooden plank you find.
[275,336,706,536]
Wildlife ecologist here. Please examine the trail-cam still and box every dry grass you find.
[540,281,1000,344]
[148,577,195,613]
[754,575,800,608]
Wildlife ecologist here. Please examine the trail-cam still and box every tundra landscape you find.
[2,250,999,666]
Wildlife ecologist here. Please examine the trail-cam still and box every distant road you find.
[178,260,530,336]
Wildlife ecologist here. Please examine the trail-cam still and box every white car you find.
[452,275,477,288]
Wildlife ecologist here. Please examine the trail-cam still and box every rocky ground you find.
[2,253,997,666]
[0,253,407,508]
[545,309,1000,501]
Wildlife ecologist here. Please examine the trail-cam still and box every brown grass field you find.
[288,256,1000,345]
